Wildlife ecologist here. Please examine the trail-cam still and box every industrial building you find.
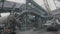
[0,0,60,34]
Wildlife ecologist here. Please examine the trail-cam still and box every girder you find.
[26,0,49,17]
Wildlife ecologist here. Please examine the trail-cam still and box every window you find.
[1,13,10,17]
[33,0,57,11]
[33,0,46,9]
[54,0,60,9]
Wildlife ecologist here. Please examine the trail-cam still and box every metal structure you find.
[0,0,60,34]
[0,0,53,33]
[15,0,51,31]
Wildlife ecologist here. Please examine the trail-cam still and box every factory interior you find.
[0,0,60,34]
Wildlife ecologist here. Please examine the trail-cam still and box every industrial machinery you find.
[0,0,59,34]
[0,0,48,30]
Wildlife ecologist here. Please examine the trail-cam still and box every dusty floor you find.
[16,28,59,34]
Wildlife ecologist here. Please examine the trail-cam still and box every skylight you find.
[33,0,57,11]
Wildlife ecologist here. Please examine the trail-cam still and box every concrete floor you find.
[16,28,59,34]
